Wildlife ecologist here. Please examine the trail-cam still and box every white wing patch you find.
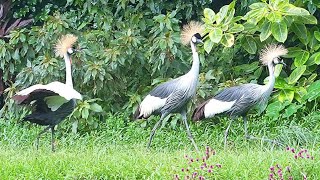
[139,95,166,118]
[204,99,236,118]
[15,81,82,102]
[44,95,68,111]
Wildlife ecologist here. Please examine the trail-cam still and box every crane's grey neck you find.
[189,41,200,76]
[265,62,275,93]
[64,54,73,87]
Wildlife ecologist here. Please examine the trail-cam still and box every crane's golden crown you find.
[181,21,204,46]
[55,34,78,58]
[259,44,288,65]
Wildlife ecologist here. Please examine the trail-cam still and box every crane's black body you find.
[18,89,76,152]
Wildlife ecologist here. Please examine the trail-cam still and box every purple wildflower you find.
[216,164,222,168]
[210,165,214,169]
[289,176,293,180]
[294,154,298,159]
[291,148,295,153]
[270,166,275,172]
[269,173,274,178]
[181,168,184,172]
[286,146,290,151]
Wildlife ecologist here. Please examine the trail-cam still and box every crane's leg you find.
[243,117,282,146]
[181,111,199,152]
[36,126,51,150]
[51,127,55,152]
[243,116,249,138]
[147,114,166,148]
[224,118,234,149]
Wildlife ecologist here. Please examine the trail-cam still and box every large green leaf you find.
[314,31,320,41]
[303,80,320,101]
[282,103,303,118]
[280,4,310,16]
[271,21,287,42]
[204,40,214,53]
[294,50,309,67]
[204,8,215,22]
[220,33,234,47]
[287,65,306,84]
[228,23,244,33]
[309,52,320,65]
[291,22,307,42]
[249,2,268,9]
[267,11,282,22]
[260,20,272,41]
[294,15,317,24]
[209,27,223,43]
[278,90,294,103]
[241,36,257,54]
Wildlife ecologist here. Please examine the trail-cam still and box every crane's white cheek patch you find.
[204,99,236,118]
[139,95,166,118]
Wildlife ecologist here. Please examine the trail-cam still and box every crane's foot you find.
[246,135,283,146]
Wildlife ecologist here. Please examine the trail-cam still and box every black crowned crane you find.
[134,21,204,151]
[192,44,287,147]
[12,34,82,151]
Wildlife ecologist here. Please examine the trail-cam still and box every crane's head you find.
[260,44,288,67]
[272,57,286,66]
[55,34,79,58]
[191,33,203,44]
[181,21,204,46]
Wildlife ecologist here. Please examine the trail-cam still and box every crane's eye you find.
[67,48,74,55]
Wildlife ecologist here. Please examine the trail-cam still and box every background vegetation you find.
[1,0,320,178]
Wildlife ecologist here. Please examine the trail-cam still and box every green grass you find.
[1,143,319,179]
[1,113,320,179]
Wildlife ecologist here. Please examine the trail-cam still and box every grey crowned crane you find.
[134,21,204,151]
[192,44,288,147]
[12,34,82,151]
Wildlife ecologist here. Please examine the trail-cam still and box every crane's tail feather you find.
[133,106,141,119]
[192,100,209,121]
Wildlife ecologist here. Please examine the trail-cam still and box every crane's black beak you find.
[197,39,203,44]
[75,47,87,52]
[279,59,286,67]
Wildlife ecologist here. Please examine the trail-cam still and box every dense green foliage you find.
[1,0,320,133]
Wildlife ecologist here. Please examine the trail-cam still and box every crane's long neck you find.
[188,41,200,76]
[64,54,73,87]
[264,62,275,94]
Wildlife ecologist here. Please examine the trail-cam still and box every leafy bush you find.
[1,0,320,133]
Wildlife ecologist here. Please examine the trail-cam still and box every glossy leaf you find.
[220,33,234,47]
[291,22,307,42]
[209,27,223,43]
[294,50,309,67]
[260,20,272,41]
[204,40,214,54]
[271,21,287,42]
[287,65,306,84]
[241,36,257,54]
[204,8,215,22]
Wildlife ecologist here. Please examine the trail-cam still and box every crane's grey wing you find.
[135,78,180,119]
[149,78,180,98]
[192,84,262,120]
[214,84,262,116]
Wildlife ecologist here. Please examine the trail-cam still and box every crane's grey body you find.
[214,83,273,117]
[134,34,202,151]
[192,44,287,148]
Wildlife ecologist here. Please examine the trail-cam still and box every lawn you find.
[1,115,320,180]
